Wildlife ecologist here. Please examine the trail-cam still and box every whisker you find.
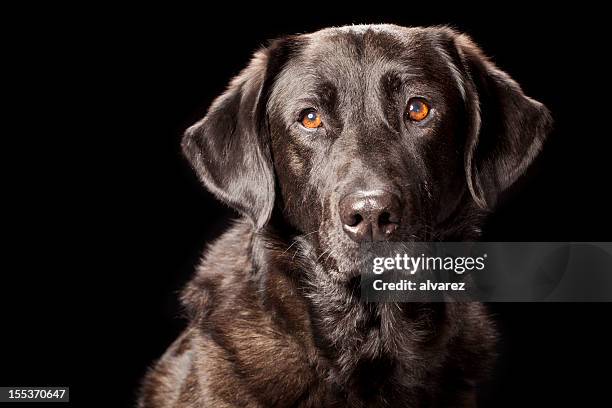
[281,229,320,255]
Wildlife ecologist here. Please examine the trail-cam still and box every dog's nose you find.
[339,190,401,242]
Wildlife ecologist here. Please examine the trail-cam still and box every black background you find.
[3,3,612,407]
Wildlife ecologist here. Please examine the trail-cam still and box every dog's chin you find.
[317,231,430,283]
[316,243,386,283]
[310,244,364,283]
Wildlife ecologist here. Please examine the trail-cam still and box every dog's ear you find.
[453,33,553,209]
[182,40,294,229]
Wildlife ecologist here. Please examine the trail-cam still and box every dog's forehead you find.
[271,25,460,107]
[304,26,448,72]
[306,24,425,55]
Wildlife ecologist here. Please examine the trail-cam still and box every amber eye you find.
[407,98,431,122]
[300,110,322,129]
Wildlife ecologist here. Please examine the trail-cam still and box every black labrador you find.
[139,24,551,407]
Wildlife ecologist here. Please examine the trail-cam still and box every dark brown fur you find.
[139,25,551,407]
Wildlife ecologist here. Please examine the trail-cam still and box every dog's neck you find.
[255,227,456,388]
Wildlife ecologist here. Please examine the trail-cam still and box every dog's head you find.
[182,25,551,278]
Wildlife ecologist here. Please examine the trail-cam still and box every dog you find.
[138,24,551,407]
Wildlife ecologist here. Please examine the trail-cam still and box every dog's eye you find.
[406,98,430,122]
[300,110,323,129]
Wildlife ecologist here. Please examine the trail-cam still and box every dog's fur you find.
[139,25,551,407]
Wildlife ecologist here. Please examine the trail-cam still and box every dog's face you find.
[183,25,551,279]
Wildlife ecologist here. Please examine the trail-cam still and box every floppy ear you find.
[454,34,553,209]
[182,45,286,229]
